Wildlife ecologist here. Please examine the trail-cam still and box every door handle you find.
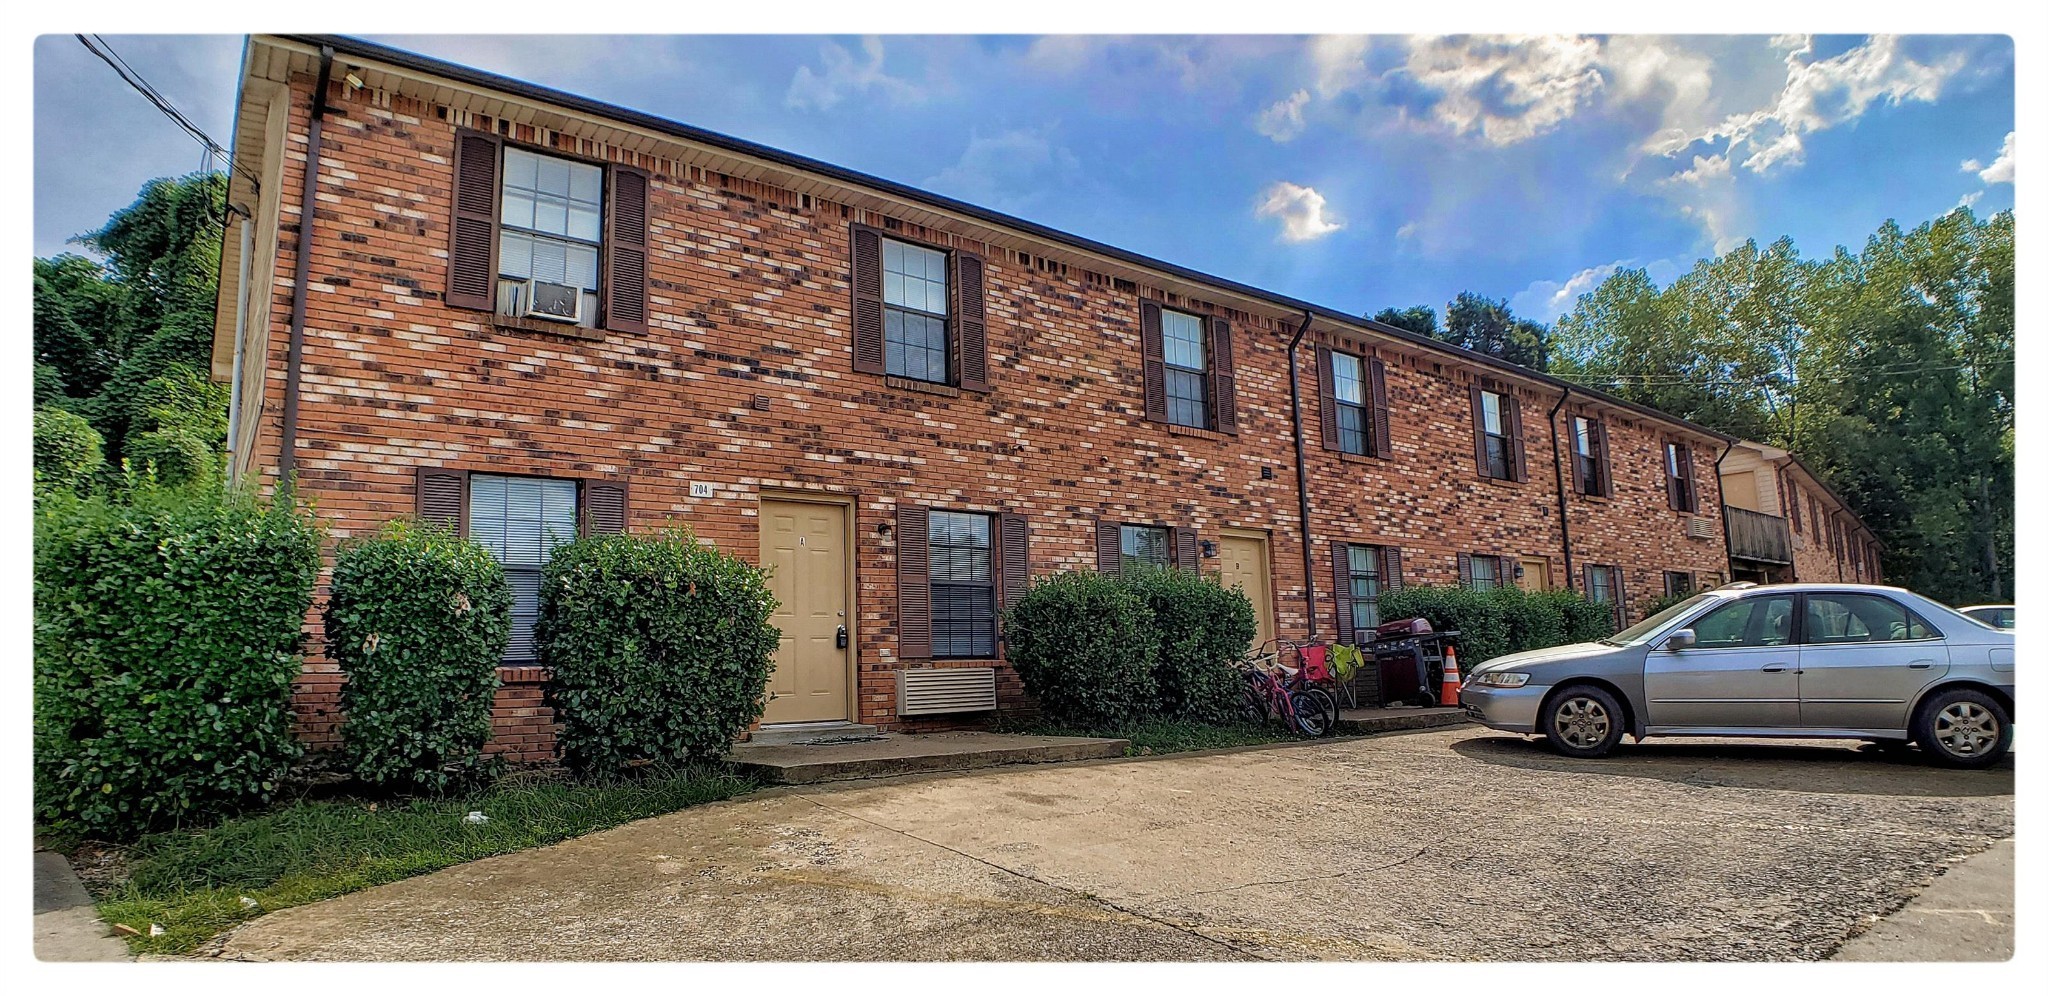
[835,625,849,650]
[1761,663,1791,672]
[1908,660,1934,669]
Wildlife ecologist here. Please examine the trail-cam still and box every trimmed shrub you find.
[34,484,322,837]
[126,427,217,489]
[1003,571,1158,727]
[1376,585,1619,667]
[537,530,779,774]
[1124,567,1256,722]
[327,521,513,791]
[33,406,104,495]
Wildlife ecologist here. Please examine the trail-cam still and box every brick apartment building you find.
[211,35,1824,756]
[1721,440,1883,586]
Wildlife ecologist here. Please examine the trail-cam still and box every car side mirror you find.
[1664,629,1697,651]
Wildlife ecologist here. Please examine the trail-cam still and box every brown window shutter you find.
[416,466,469,533]
[1315,345,1340,451]
[1567,418,1584,494]
[1367,358,1391,458]
[1094,519,1122,577]
[1582,563,1595,596]
[1138,301,1167,423]
[1172,527,1199,572]
[1383,546,1404,592]
[445,129,501,311]
[602,164,650,335]
[999,511,1029,609]
[1208,316,1238,434]
[1594,421,1614,497]
[896,505,931,660]
[1457,552,1474,589]
[581,479,629,535]
[952,250,989,391]
[1330,541,1354,645]
[1614,567,1628,624]
[1469,385,1488,476]
[849,224,885,375]
[1507,394,1529,482]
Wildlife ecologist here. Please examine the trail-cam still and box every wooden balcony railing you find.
[1725,504,1792,565]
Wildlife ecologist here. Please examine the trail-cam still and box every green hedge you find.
[536,531,779,774]
[1375,585,1618,667]
[1002,571,1158,727]
[125,428,217,490]
[1123,567,1255,722]
[33,407,104,496]
[326,521,512,791]
[34,484,323,837]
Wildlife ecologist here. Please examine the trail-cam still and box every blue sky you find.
[34,33,2014,324]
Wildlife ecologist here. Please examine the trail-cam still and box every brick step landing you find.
[731,731,1129,785]
[1332,706,1471,736]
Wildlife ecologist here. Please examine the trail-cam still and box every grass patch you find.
[998,717,1307,755]
[85,764,755,956]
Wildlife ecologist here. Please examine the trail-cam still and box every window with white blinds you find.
[468,475,580,662]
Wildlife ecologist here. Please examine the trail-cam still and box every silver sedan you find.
[1459,583,2016,767]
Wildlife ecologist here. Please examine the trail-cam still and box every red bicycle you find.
[1237,639,1338,737]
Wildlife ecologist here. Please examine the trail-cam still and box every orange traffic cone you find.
[1440,646,1461,707]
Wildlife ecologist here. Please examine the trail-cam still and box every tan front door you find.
[760,499,851,725]
[1519,557,1552,591]
[1216,532,1275,650]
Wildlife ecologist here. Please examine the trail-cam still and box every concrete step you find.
[1331,706,1471,736]
[746,722,881,747]
[732,731,1129,785]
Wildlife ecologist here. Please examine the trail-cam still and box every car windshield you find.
[1601,592,1719,647]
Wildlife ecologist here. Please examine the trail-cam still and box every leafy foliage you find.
[1122,567,1256,722]
[536,531,779,774]
[326,521,513,791]
[1376,585,1617,667]
[1002,571,1159,727]
[33,484,323,838]
[33,407,105,495]
[124,428,216,489]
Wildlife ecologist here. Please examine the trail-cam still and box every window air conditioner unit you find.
[522,279,582,323]
[1687,516,1716,540]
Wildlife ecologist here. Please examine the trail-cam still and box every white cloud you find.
[1512,260,1629,323]
[1255,89,1311,142]
[1665,153,1731,186]
[1957,190,1985,210]
[1255,182,1344,243]
[1308,35,1374,96]
[922,126,1084,213]
[1965,131,2015,184]
[1398,35,1607,146]
[785,36,922,111]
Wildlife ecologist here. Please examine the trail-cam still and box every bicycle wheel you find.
[1289,690,1334,738]
[1304,688,1339,737]
[1239,683,1269,725]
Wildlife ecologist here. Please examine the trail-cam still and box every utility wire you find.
[75,34,263,194]
[1562,356,2012,389]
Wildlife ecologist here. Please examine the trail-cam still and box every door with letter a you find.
[760,499,851,725]
[1216,531,1276,651]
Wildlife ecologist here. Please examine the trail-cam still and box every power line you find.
[75,34,263,194]
[1563,356,2012,389]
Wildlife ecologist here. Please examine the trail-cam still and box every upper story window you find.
[1787,481,1803,532]
[1665,442,1697,512]
[1161,309,1210,429]
[883,238,952,384]
[1571,416,1606,496]
[1477,389,1514,480]
[497,148,605,329]
[468,474,581,662]
[928,510,996,659]
[1121,524,1173,572]
[1332,352,1369,455]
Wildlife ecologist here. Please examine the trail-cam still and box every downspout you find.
[1546,387,1575,592]
[278,44,334,484]
[1287,310,1317,640]
[226,214,254,486]
[1714,439,1736,584]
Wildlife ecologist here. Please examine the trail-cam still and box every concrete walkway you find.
[1832,837,2013,961]
[217,728,2011,961]
[732,731,1128,785]
[33,850,131,962]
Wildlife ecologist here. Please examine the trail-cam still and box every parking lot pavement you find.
[219,727,2013,961]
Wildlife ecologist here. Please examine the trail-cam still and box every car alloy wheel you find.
[1553,695,1612,750]
[1933,700,2001,758]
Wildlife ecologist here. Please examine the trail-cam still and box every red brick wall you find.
[241,72,1733,761]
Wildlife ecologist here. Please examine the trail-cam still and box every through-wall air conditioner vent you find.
[1687,516,1716,540]
[897,667,997,716]
[522,279,582,323]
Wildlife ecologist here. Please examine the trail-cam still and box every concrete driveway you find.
[219,728,2013,961]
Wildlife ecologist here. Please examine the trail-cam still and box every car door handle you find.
[1761,664,1791,672]
[1908,660,1935,669]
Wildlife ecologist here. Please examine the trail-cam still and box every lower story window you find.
[1469,554,1503,591]
[929,510,996,658]
[1347,545,1384,633]
[1587,564,1621,626]
[468,474,580,662]
[1121,524,1172,572]
[1664,571,1695,599]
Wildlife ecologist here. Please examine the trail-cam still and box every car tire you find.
[1911,688,2012,769]
[1541,684,1625,759]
